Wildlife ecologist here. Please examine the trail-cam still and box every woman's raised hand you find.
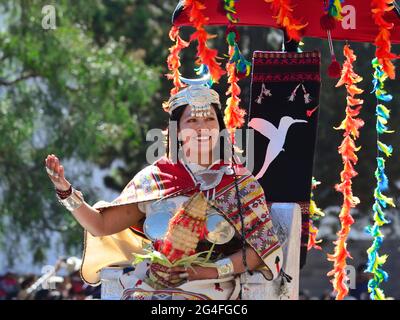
[44,154,71,191]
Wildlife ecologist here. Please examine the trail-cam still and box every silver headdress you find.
[166,74,221,117]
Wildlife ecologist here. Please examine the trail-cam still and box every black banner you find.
[248,51,321,203]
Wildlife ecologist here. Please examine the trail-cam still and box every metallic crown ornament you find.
[166,74,221,118]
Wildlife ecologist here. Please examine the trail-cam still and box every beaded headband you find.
[166,75,221,118]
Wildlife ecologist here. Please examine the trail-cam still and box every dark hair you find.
[166,103,230,161]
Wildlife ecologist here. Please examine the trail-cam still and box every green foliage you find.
[0,0,163,264]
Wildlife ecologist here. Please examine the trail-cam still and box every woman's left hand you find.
[169,265,218,281]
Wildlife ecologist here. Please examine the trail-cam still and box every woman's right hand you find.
[45,154,71,191]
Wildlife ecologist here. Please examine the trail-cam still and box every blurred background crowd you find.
[0,257,101,300]
[0,257,386,300]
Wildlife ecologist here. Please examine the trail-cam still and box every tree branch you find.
[0,72,38,86]
[0,53,9,62]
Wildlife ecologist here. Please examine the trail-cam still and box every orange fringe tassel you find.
[371,0,399,79]
[264,0,308,42]
[166,26,190,98]
[308,179,324,251]
[327,44,364,300]
[224,45,246,138]
[308,223,322,251]
[184,0,225,83]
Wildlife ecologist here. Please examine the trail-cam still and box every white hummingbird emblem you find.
[248,116,308,180]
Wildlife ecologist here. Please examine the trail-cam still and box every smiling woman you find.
[46,76,284,300]
[168,101,226,167]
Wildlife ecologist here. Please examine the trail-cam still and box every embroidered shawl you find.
[80,156,283,285]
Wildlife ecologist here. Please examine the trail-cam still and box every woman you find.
[44,81,284,300]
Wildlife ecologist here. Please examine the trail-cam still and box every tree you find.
[0,0,162,264]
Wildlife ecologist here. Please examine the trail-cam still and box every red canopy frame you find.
[172,0,400,44]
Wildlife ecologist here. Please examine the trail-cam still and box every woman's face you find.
[178,104,220,165]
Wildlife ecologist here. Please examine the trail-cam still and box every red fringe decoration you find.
[166,26,190,98]
[264,0,308,42]
[327,44,364,300]
[224,46,246,140]
[371,0,399,79]
[184,0,225,83]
